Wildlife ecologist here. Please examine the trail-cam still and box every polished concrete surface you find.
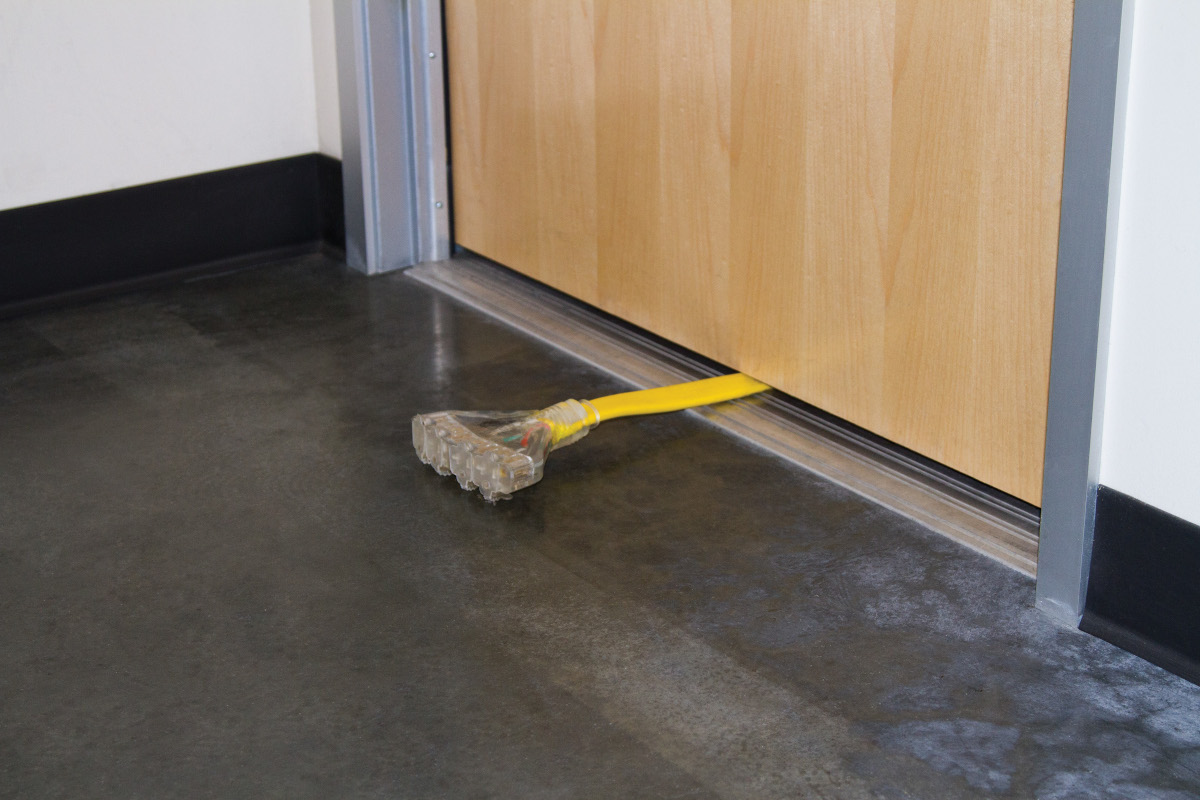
[2,252,1199,799]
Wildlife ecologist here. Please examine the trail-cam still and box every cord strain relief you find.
[541,399,595,449]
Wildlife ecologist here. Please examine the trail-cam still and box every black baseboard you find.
[0,154,344,316]
[1082,486,1200,685]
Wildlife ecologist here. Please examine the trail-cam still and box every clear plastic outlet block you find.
[411,399,594,501]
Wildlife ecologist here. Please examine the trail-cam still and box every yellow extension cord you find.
[545,373,770,445]
[413,372,772,500]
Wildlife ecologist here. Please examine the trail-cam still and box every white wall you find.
[1100,0,1200,525]
[0,0,321,211]
[309,0,342,158]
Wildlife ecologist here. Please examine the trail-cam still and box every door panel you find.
[879,1,1069,504]
[730,1,894,441]
[447,0,598,300]
[445,0,1072,505]
[596,0,733,364]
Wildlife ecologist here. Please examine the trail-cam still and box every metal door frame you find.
[1036,0,1135,624]
[334,0,449,273]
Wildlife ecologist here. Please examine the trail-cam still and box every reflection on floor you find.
[1,252,1198,799]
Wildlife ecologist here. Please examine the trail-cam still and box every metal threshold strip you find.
[406,254,1040,576]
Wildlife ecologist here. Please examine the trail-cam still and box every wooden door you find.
[446,1,1073,506]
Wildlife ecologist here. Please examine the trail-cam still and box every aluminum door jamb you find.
[334,0,450,274]
[1037,0,1136,624]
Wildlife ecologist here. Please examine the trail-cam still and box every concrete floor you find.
[2,252,1199,799]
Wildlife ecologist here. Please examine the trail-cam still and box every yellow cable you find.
[539,374,770,445]
[583,373,769,425]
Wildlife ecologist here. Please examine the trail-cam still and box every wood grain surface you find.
[445,0,1073,505]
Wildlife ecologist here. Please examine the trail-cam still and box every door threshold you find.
[406,253,1039,576]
